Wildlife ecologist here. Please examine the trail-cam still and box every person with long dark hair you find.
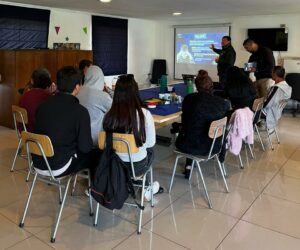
[176,70,230,178]
[225,66,257,111]
[103,74,161,200]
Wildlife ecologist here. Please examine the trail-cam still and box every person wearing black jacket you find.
[175,70,230,178]
[33,66,100,177]
[243,38,275,98]
[225,66,257,111]
[211,36,236,88]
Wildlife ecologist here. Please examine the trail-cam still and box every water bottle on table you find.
[159,75,168,93]
[186,78,193,94]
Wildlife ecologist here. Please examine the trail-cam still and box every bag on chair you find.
[90,132,138,210]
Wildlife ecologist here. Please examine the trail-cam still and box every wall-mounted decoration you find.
[55,26,60,35]
[83,27,88,34]
[53,43,80,50]
[65,37,69,41]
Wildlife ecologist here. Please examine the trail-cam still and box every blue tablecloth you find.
[139,83,186,116]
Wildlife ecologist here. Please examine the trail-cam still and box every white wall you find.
[0,1,162,85]
[48,9,92,50]
[160,13,300,80]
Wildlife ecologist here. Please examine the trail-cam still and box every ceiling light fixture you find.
[99,0,112,3]
[173,12,182,16]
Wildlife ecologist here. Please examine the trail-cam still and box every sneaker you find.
[84,189,90,197]
[144,181,160,201]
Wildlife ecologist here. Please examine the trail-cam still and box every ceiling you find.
[3,0,300,20]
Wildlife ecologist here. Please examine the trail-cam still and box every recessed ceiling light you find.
[99,0,111,3]
[173,12,182,16]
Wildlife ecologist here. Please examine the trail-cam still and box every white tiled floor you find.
[0,115,300,249]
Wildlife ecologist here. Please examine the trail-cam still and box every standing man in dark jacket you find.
[243,38,275,98]
[210,36,236,88]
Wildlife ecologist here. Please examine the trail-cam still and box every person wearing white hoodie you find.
[77,65,112,145]
[262,66,292,129]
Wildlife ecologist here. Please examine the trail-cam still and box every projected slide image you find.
[176,32,227,65]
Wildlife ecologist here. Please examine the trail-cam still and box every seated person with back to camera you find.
[175,70,230,178]
[102,74,163,201]
[33,66,100,178]
[262,66,292,130]
[225,66,257,114]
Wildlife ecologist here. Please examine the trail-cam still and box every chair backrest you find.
[286,73,300,101]
[98,131,139,179]
[98,132,139,154]
[21,131,54,157]
[252,97,265,123]
[21,131,56,179]
[207,117,227,158]
[12,105,28,137]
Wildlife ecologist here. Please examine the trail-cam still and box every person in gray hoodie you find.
[77,65,112,145]
[262,66,292,129]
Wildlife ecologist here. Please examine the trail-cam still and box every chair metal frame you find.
[169,117,229,209]
[265,99,288,150]
[19,131,93,243]
[252,98,266,151]
[93,132,154,234]
[11,105,31,181]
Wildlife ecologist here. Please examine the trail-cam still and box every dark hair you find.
[243,38,255,46]
[103,74,146,147]
[79,59,92,71]
[273,66,285,78]
[222,36,231,41]
[31,68,52,89]
[56,66,82,93]
[226,66,256,97]
[195,69,213,94]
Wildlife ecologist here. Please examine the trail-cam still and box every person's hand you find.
[48,82,57,94]
[215,57,219,63]
[250,67,256,72]
[210,44,215,49]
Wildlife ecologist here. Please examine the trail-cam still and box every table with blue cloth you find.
[139,83,187,125]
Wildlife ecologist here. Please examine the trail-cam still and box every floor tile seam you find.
[278,172,300,180]
[240,218,300,240]
[260,192,300,206]
[4,235,56,250]
[214,219,241,250]
[235,156,292,219]
[111,229,192,250]
[3,234,34,250]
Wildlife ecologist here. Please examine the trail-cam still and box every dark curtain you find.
[0,4,50,49]
[92,16,128,76]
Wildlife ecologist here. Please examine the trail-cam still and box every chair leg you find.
[71,174,78,196]
[248,143,255,159]
[11,139,22,172]
[274,128,280,144]
[169,155,180,193]
[267,129,274,150]
[51,176,72,243]
[238,153,244,169]
[93,203,100,226]
[216,156,229,193]
[25,169,31,182]
[149,167,154,208]
[87,170,93,216]
[255,124,265,151]
[188,160,195,181]
[58,181,62,205]
[137,174,147,234]
[221,162,227,177]
[195,161,212,209]
[19,172,38,228]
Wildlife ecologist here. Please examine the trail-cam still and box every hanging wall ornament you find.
[55,26,60,35]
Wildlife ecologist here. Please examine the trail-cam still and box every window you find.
[0,4,50,49]
[92,16,128,75]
